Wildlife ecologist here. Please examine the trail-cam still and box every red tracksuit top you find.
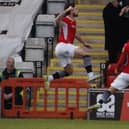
[58,16,76,44]
[117,41,129,73]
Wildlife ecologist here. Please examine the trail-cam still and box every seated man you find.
[0,57,23,109]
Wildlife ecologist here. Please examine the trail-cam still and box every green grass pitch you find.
[0,119,128,129]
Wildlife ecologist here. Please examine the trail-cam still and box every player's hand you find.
[83,42,92,48]
[66,6,73,12]
[119,6,129,16]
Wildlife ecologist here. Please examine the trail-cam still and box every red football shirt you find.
[117,41,129,73]
[58,16,76,44]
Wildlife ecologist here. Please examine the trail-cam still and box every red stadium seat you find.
[105,64,117,88]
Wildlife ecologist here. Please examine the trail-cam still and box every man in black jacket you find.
[103,0,129,63]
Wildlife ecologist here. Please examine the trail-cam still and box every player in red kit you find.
[44,4,100,89]
[88,41,129,110]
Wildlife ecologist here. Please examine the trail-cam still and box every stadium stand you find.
[1,0,123,120]
[47,0,108,88]
[0,0,46,75]
[25,38,46,77]
[35,14,55,38]
[47,0,66,14]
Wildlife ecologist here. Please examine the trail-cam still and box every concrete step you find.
[64,76,99,88]
[48,67,100,75]
[79,35,104,43]
[50,58,106,67]
[78,12,102,20]
[52,47,108,61]
[47,67,100,88]
[77,4,104,12]
[53,50,107,58]
[45,74,86,80]
[89,51,107,56]
[53,52,108,61]
[77,0,110,5]
[77,20,104,28]
[74,42,104,48]
[73,45,105,51]
[47,67,101,87]
[77,27,104,35]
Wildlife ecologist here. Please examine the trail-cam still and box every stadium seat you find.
[105,63,117,88]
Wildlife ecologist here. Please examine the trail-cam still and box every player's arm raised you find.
[55,6,73,25]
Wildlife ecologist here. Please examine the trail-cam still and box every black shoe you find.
[87,103,101,111]
[105,98,111,103]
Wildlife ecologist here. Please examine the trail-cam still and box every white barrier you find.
[0,0,45,63]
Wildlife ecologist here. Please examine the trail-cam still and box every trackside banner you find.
[120,92,129,121]
[88,89,124,120]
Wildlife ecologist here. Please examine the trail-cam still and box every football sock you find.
[99,91,111,104]
[52,71,70,80]
[83,55,92,73]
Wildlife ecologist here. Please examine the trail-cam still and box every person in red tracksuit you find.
[89,41,129,110]
[43,4,100,89]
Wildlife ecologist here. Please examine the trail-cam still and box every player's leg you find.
[99,72,129,104]
[87,72,129,111]
[43,43,74,89]
[43,59,73,89]
[48,63,73,80]
[86,87,117,111]
[74,47,100,82]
